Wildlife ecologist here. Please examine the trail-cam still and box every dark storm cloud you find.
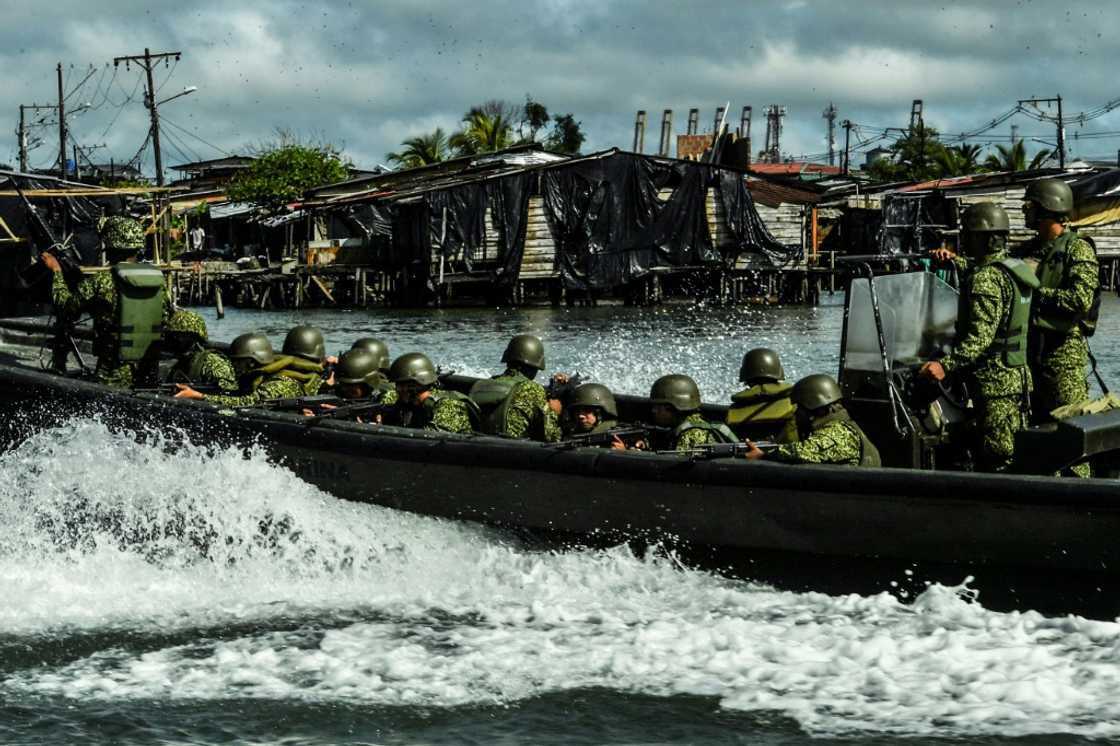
[5,0,1120,176]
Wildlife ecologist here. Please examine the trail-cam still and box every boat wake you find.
[2,418,1120,739]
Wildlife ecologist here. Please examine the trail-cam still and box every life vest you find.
[810,409,882,468]
[469,372,523,435]
[111,262,165,363]
[726,382,798,443]
[410,389,480,431]
[1031,229,1101,336]
[957,257,1038,369]
[672,416,738,444]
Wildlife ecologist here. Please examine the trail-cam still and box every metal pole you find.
[57,63,65,178]
[842,120,852,175]
[1056,94,1065,169]
[18,105,27,172]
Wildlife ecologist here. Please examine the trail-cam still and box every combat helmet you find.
[164,309,208,343]
[1023,178,1074,216]
[649,374,701,413]
[388,352,439,387]
[961,202,1010,234]
[739,348,784,384]
[282,325,326,362]
[790,374,843,412]
[228,332,275,367]
[568,382,619,418]
[336,349,381,386]
[501,334,546,371]
[350,337,390,371]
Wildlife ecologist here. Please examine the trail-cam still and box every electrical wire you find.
[160,116,231,156]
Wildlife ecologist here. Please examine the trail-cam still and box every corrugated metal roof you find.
[747,179,821,207]
[749,162,842,176]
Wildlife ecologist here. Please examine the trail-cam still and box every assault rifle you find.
[132,382,226,396]
[302,399,390,426]
[557,425,666,450]
[546,372,583,404]
[665,441,781,461]
[252,394,344,411]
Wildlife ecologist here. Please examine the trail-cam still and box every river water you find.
[4,293,1120,744]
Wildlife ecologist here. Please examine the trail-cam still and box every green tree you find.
[545,113,585,154]
[226,133,349,211]
[450,107,515,156]
[866,124,946,182]
[982,140,1052,172]
[387,128,450,169]
[933,143,984,177]
[519,97,550,142]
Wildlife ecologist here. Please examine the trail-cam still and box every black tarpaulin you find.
[428,183,487,268]
[715,171,799,265]
[487,172,532,286]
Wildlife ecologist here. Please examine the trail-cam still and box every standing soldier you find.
[920,203,1038,473]
[39,208,166,388]
[470,334,562,442]
[745,374,880,466]
[1015,178,1100,421]
[164,309,237,392]
[726,347,799,444]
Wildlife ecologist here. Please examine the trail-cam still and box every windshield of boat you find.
[841,270,958,376]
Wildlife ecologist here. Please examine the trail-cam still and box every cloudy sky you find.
[5,0,1120,178]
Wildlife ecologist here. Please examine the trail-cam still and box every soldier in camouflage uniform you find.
[921,203,1037,473]
[175,332,304,406]
[469,334,561,442]
[40,211,166,388]
[1013,179,1099,422]
[746,374,880,466]
[384,353,478,434]
[726,348,799,444]
[164,309,237,392]
[648,374,737,451]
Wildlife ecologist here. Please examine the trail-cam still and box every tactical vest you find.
[957,258,1038,368]
[412,389,480,431]
[727,382,798,442]
[811,409,882,468]
[111,262,165,363]
[1032,229,1101,336]
[469,373,522,435]
[672,417,738,444]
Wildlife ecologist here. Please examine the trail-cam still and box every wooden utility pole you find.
[842,120,852,175]
[18,105,26,172]
[57,63,66,178]
[1018,95,1066,169]
[113,48,181,185]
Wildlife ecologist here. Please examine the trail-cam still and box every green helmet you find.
[336,349,381,386]
[282,325,326,362]
[649,374,701,413]
[1023,178,1074,216]
[388,352,438,387]
[962,202,1010,233]
[569,382,618,418]
[228,332,275,366]
[351,337,390,371]
[164,309,208,342]
[501,334,545,371]
[791,374,842,412]
[739,347,784,384]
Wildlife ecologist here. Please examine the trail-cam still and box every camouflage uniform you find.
[165,309,237,392]
[495,369,562,442]
[389,389,476,434]
[99,216,146,252]
[1014,230,1098,417]
[673,412,734,451]
[204,374,304,408]
[772,410,877,466]
[50,270,169,388]
[939,251,1032,473]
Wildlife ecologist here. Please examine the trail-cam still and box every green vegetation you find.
[387,128,450,169]
[865,126,1053,183]
[227,132,349,210]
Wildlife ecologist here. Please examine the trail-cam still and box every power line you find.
[160,115,230,156]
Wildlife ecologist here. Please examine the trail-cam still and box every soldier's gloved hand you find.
[743,440,766,460]
[174,383,205,400]
[39,252,62,273]
[918,361,946,382]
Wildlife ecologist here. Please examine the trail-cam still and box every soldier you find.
[350,337,391,374]
[384,352,478,434]
[39,210,167,388]
[281,325,336,395]
[469,334,561,442]
[648,374,737,451]
[565,383,620,435]
[726,347,799,444]
[920,202,1037,473]
[1015,179,1100,422]
[174,332,304,406]
[745,374,880,466]
[164,309,237,392]
[333,348,396,405]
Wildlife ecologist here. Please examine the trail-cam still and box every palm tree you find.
[387,128,449,169]
[450,110,514,156]
[983,141,1053,173]
[934,143,985,177]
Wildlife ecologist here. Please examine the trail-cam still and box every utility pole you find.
[633,110,646,153]
[57,62,66,179]
[822,102,837,166]
[1018,95,1065,169]
[842,120,852,175]
[658,109,673,157]
[18,105,26,172]
[113,47,182,185]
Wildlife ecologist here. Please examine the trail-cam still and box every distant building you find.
[863,147,891,169]
[169,156,257,190]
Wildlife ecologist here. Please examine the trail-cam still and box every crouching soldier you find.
[745,374,880,466]
[174,332,304,406]
[383,353,478,434]
[561,382,632,449]
[164,309,237,392]
[648,374,737,451]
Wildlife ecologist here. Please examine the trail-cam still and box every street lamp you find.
[146,84,197,186]
[156,86,197,107]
